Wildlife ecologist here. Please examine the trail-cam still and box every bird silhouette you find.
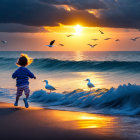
[99,30,104,34]
[104,38,112,40]
[45,40,56,47]
[59,44,64,46]
[1,40,7,44]
[92,39,98,41]
[130,37,140,41]
[88,44,98,48]
[66,35,73,37]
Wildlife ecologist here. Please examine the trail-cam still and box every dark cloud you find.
[98,0,140,28]
[41,0,107,10]
[0,0,99,27]
[0,0,98,26]
[0,23,47,33]
[0,0,140,32]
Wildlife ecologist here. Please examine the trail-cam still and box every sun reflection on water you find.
[78,115,115,129]
[47,110,118,136]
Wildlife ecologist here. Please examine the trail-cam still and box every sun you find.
[74,25,83,35]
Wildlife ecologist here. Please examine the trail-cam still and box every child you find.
[12,54,36,108]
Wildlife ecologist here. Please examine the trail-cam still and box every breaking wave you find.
[29,83,140,116]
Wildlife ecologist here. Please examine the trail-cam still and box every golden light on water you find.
[78,115,113,129]
[46,110,118,136]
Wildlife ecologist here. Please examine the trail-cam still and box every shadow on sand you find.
[0,107,23,116]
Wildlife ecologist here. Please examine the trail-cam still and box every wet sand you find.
[0,102,125,140]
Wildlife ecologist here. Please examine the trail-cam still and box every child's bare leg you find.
[26,94,29,100]
[14,95,20,106]
[16,95,20,102]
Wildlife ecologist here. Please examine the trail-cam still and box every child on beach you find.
[12,54,36,108]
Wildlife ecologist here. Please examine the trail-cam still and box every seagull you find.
[104,38,112,40]
[85,79,95,92]
[130,37,140,41]
[43,80,56,94]
[115,39,120,41]
[1,40,7,44]
[45,40,56,47]
[99,30,104,34]
[88,44,98,48]
[92,39,98,41]
[66,34,73,37]
[59,44,64,46]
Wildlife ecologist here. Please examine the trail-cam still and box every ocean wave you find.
[0,57,140,72]
[32,58,140,72]
[29,84,140,116]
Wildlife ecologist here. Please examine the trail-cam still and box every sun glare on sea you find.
[74,25,83,35]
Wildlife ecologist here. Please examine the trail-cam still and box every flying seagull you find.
[85,79,95,92]
[92,39,98,41]
[45,40,56,47]
[66,34,73,37]
[43,80,56,94]
[130,37,140,41]
[1,40,7,44]
[99,30,104,34]
[104,38,112,40]
[59,44,64,46]
[88,44,98,48]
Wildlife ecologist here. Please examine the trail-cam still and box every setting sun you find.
[74,25,83,34]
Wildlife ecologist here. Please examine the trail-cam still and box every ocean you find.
[0,51,140,111]
[0,50,140,114]
[0,51,140,91]
[0,51,140,114]
[1,51,140,139]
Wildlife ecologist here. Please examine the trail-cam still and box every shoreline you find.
[0,102,125,140]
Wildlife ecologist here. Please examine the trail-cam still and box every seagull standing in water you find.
[43,80,56,94]
[85,79,95,92]
[45,40,56,47]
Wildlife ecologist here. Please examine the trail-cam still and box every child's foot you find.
[14,101,18,106]
[23,98,29,108]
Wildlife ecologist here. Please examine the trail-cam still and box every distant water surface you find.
[0,51,139,92]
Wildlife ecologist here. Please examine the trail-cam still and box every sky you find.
[0,0,140,51]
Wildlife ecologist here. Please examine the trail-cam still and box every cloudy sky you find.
[0,0,140,51]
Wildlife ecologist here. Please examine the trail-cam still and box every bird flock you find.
[45,29,140,49]
[0,29,139,49]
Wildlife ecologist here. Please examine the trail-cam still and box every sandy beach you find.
[0,102,126,140]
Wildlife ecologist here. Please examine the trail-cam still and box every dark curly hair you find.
[16,56,28,66]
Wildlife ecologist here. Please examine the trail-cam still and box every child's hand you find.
[34,77,36,79]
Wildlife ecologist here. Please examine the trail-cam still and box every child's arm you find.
[12,70,17,79]
[27,69,36,79]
